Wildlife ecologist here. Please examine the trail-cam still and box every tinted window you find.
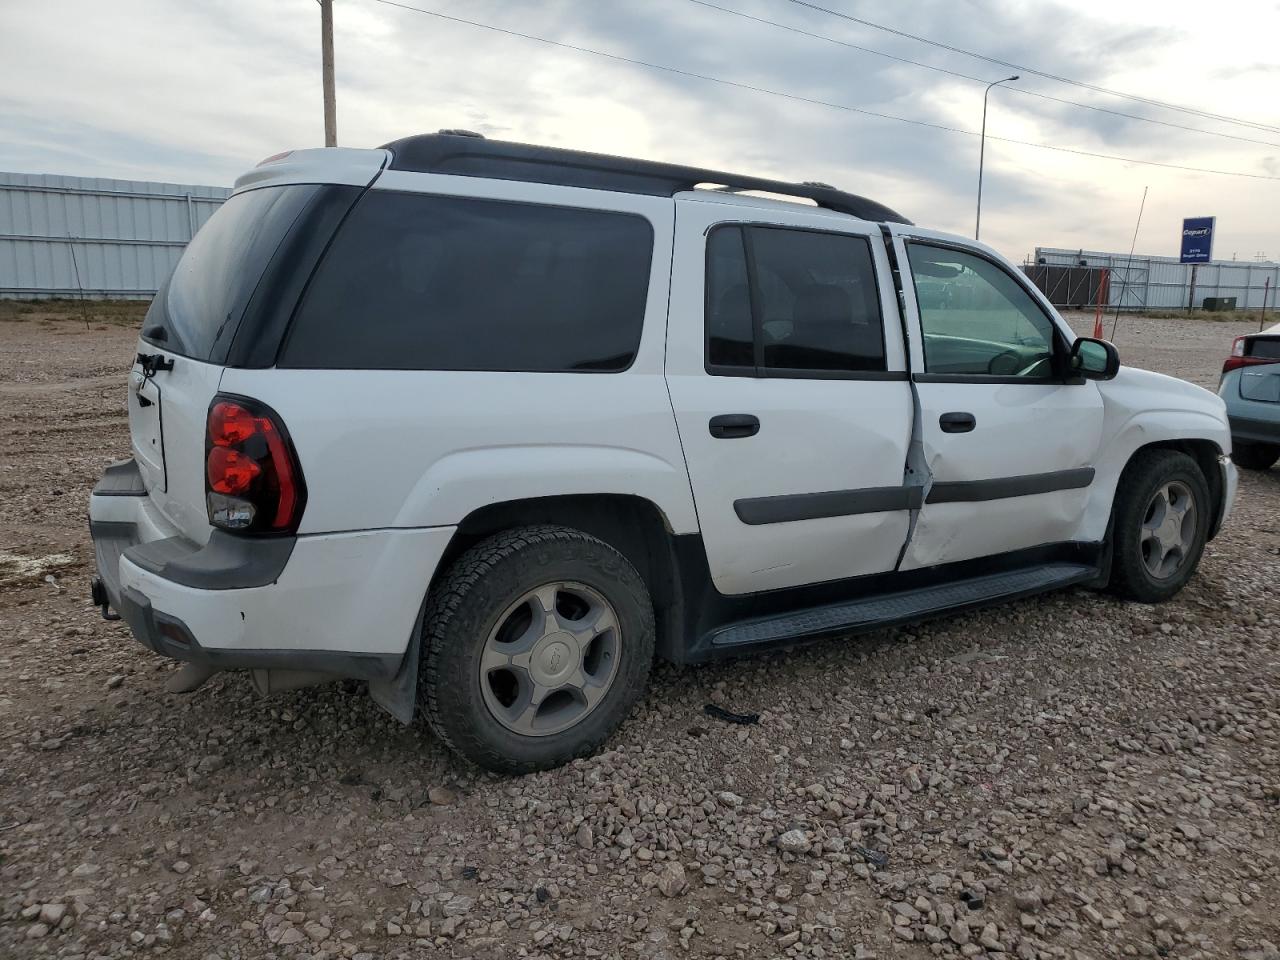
[281,193,654,371]
[148,185,317,361]
[706,227,753,368]
[1247,336,1280,360]
[752,228,884,372]
[907,244,1058,378]
[704,225,886,376]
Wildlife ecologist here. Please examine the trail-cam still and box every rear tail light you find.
[1223,336,1280,373]
[205,396,306,534]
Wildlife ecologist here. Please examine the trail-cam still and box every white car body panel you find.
[666,193,914,594]
[129,346,223,545]
[218,368,699,535]
[899,379,1104,569]
[1083,367,1234,541]
[116,524,452,656]
[886,225,1107,569]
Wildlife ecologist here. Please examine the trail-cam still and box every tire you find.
[1232,442,1279,471]
[1107,449,1211,604]
[419,525,654,774]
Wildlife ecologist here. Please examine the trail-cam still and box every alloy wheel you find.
[1139,480,1198,580]
[479,581,622,736]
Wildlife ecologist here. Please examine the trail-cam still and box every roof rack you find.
[379,131,911,225]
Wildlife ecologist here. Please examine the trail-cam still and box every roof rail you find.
[379,131,911,225]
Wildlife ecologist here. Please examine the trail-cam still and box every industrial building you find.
[0,171,227,299]
[1026,246,1277,313]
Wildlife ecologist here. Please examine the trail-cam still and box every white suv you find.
[89,131,1237,772]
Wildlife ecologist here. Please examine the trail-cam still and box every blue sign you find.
[1180,216,1215,264]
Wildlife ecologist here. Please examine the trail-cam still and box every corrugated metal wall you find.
[0,172,228,299]
[1034,246,1279,311]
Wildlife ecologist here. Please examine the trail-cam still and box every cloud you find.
[1,0,1277,260]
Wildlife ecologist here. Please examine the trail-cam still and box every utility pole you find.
[975,74,1018,241]
[321,0,337,147]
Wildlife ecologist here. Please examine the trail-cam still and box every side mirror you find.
[1070,337,1119,381]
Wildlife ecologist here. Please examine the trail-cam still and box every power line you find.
[687,0,1280,149]
[364,0,1280,182]
[785,0,1280,136]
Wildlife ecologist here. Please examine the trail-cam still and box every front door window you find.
[907,244,1058,379]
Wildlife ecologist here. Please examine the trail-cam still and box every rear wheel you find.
[1233,442,1279,471]
[419,525,654,773]
[1107,450,1210,603]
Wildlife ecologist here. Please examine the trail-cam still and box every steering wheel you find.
[988,351,1053,378]
[987,350,1025,376]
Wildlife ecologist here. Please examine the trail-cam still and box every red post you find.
[1092,268,1107,339]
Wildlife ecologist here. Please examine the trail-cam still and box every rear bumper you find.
[1221,374,1280,446]
[89,459,455,679]
[1228,414,1280,446]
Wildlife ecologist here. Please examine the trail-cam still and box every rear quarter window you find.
[280,192,655,372]
[146,185,319,361]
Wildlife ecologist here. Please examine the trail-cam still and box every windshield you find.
[142,184,317,361]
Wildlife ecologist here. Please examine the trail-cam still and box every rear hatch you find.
[132,183,328,543]
[1236,329,1280,403]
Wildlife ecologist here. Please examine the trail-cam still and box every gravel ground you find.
[2,303,1278,960]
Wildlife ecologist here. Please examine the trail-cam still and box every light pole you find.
[975,74,1018,241]
[320,0,337,147]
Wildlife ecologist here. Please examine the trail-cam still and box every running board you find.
[706,562,1096,650]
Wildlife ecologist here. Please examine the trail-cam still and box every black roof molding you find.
[379,132,911,225]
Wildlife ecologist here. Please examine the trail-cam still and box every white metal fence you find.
[0,172,229,299]
[1034,246,1279,312]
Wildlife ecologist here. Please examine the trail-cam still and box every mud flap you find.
[1081,513,1115,590]
[368,600,425,724]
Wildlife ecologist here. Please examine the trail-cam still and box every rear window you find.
[280,192,654,371]
[144,185,318,361]
[1246,337,1280,360]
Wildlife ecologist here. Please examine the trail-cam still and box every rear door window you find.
[280,192,654,371]
[705,227,754,368]
[147,185,318,361]
[704,224,887,376]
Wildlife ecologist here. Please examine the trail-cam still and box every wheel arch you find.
[1119,438,1226,541]
[1085,404,1230,543]
[433,494,694,663]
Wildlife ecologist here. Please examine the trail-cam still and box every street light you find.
[975,74,1018,241]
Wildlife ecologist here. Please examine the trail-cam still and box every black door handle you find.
[709,414,760,439]
[939,412,976,433]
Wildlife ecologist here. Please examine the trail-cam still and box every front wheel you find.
[1233,442,1279,471]
[419,525,654,774]
[1107,450,1211,604]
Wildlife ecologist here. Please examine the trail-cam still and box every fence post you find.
[1093,268,1106,339]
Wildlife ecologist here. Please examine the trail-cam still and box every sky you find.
[1,0,1278,263]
